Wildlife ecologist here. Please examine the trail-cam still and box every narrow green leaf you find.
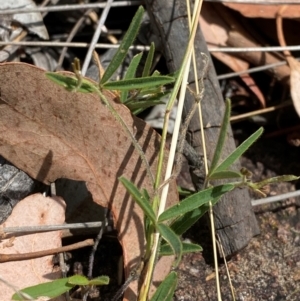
[68,275,89,286]
[100,6,144,84]
[126,99,164,111]
[177,186,193,197]
[119,176,156,225]
[142,42,155,77]
[213,127,264,173]
[138,90,168,99]
[120,52,143,102]
[170,196,221,235]
[88,276,110,286]
[157,224,182,267]
[102,76,175,91]
[209,99,231,174]
[251,175,300,190]
[12,278,74,300]
[158,184,234,222]
[46,72,96,93]
[150,272,177,301]
[160,242,202,256]
[208,170,242,181]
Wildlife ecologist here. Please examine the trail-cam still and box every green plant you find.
[12,275,109,300]
[12,4,299,301]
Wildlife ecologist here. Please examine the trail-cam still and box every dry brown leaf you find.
[200,3,266,107]
[204,2,291,83]
[0,62,178,300]
[276,7,300,119]
[288,57,300,118]
[0,193,65,301]
[223,3,300,19]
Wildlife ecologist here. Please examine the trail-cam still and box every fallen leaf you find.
[0,62,178,300]
[289,57,300,118]
[0,193,65,301]
[200,3,266,107]
[0,0,49,39]
[223,3,300,19]
[275,7,300,118]
[202,2,291,83]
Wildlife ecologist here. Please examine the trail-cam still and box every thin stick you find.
[217,237,236,301]
[88,216,106,279]
[81,0,114,75]
[251,189,300,206]
[0,1,142,14]
[0,41,150,50]
[186,0,221,299]
[0,239,94,263]
[112,262,144,301]
[230,101,292,123]
[56,9,94,70]
[0,222,103,235]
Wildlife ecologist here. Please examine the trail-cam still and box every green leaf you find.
[46,72,96,93]
[251,175,300,190]
[170,196,221,235]
[12,278,74,300]
[150,272,177,301]
[158,184,234,222]
[177,186,193,197]
[209,99,231,174]
[157,223,182,267]
[142,42,155,77]
[208,170,242,180]
[152,70,161,76]
[213,127,264,173]
[138,90,168,99]
[88,276,110,286]
[68,275,89,286]
[119,176,156,225]
[126,99,164,113]
[160,242,202,256]
[100,6,144,84]
[120,52,143,102]
[102,76,175,91]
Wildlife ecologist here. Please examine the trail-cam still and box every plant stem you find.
[139,1,204,300]
[95,89,154,185]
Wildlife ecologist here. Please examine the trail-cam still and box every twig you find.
[0,239,94,263]
[88,216,107,279]
[0,222,103,235]
[112,262,144,301]
[217,58,300,80]
[56,8,94,70]
[251,189,300,207]
[0,41,149,50]
[0,1,142,14]
[230,101,292,123]
[81,0,114,75]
